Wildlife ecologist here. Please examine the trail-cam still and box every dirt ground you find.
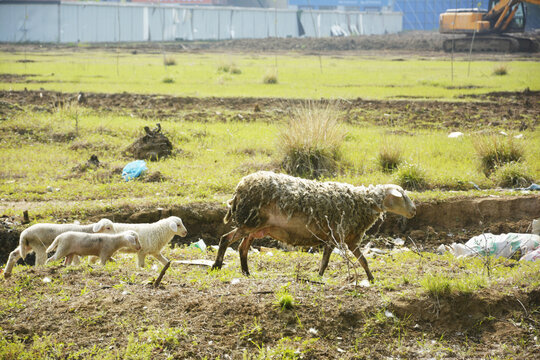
[2,31,539,55]
[1,41,539,357]
[1,89,539,131]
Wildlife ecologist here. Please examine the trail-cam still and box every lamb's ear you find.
[388,188,403,198]
[93,221,103,232]
[169,221,178,232]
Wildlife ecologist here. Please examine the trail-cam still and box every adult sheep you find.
[109,216,187,268]
[212,171,416,282]
[2,219,115,278]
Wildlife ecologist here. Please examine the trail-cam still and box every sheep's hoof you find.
[242,270,250,277]
[211,263,222,271]
[3,272,11,279]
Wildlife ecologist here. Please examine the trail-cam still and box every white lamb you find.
[46,231,141,265]
[3,219,115,278]
[110,216,187,267]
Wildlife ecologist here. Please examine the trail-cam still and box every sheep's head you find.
[93,218,115,233]
[167,216,188,237]
[381,185,416,219]
[125,230,141,251]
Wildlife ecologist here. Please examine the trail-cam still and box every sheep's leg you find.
[238,234,256,276]
[153,252,169,266]
[350,247,374,283]
[318,245,334,276]
[71,256,80,265]
[212,228,245,271]
[35,246,48,267]
[137,253,146,268]
[3,246,22,278]
[64,254,74,265]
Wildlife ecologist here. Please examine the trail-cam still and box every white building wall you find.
[0,2,402,43]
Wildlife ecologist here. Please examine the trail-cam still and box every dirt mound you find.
[125,123,173,161]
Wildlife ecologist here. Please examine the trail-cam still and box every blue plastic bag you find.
[122,160,148,181]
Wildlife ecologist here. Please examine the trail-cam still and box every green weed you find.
[394,162,429,191]
[473,135,525,174]
[491,162,534,188]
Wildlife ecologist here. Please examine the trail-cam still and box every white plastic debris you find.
[384,310,395,318]
[514,134,523,139]
[393,238,405,246]
[443,233,540,261]
[358,279,371,288]
[309,328,318,335]
[448,131,464,138]
[230,278,240,285]
[42,277,51,283]
[500,131,508,136]
[151,264,159,271]
[189,239,207,251]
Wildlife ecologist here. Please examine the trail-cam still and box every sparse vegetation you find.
[491,162,534,188]
[162,77,174,84]
[493,65,508,76]
[279,102,344,178]
[473,135,525,174]
[394,162,429,191]
[378,139,403,173]
[263,71,278,84]
[163,56,176,66]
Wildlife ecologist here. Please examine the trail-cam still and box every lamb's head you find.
[124,230,141,251]
[380,185,416,219]
[92,218,115,233]
[165,216,188,237]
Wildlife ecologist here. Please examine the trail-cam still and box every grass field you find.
[1,50,539,99]
[1,103,538,220]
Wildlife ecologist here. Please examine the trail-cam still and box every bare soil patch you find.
[1,89,538,130]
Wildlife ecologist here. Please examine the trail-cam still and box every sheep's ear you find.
[93,221,103,232]
[388,188,403,198]
[169,221,178,232]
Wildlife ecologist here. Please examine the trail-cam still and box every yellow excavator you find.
[439,0,540,52]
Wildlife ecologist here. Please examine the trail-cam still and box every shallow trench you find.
[1,195,538,266]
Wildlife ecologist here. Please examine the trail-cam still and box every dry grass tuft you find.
[472,135,524,175]
[279,102,345,179]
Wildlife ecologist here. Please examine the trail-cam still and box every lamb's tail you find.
[46,236,60,253]
[223,195,236,224]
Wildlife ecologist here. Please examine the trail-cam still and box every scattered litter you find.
[448,131,464,138]
[143,306,148,310]
[441,233,540,261]
[151,264,159,271]
[266,252,274,257]
[309,328,318,335]
[122,160,147,181]
[230,278,240,285]
[46,186,60,192]
[413,324,421,329]
[393,238,405,246]
[520,248,540,262]
[384,310,395,318]
[499,131,508,136]
[469,181,480,190]
[42,277,51,283]
[173,259,215,267]
[514,134,523,139]
[189,239,207,251]
[337,348,346,353]
[513,183,540,192]
[121,290,131,295]
[358,279,371,288]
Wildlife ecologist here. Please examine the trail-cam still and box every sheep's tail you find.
[223,195,236,224]
[46,236,60,253]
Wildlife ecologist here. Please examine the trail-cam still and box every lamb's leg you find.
[212,228,244,271]
[137,253,146,268]
[64,254,74,265]
[153,252,169,266]
[35,245,48,266]
[3,246,22,278]
[238,234,256,276]
[318,245,334,276]
[350,247,374,282]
